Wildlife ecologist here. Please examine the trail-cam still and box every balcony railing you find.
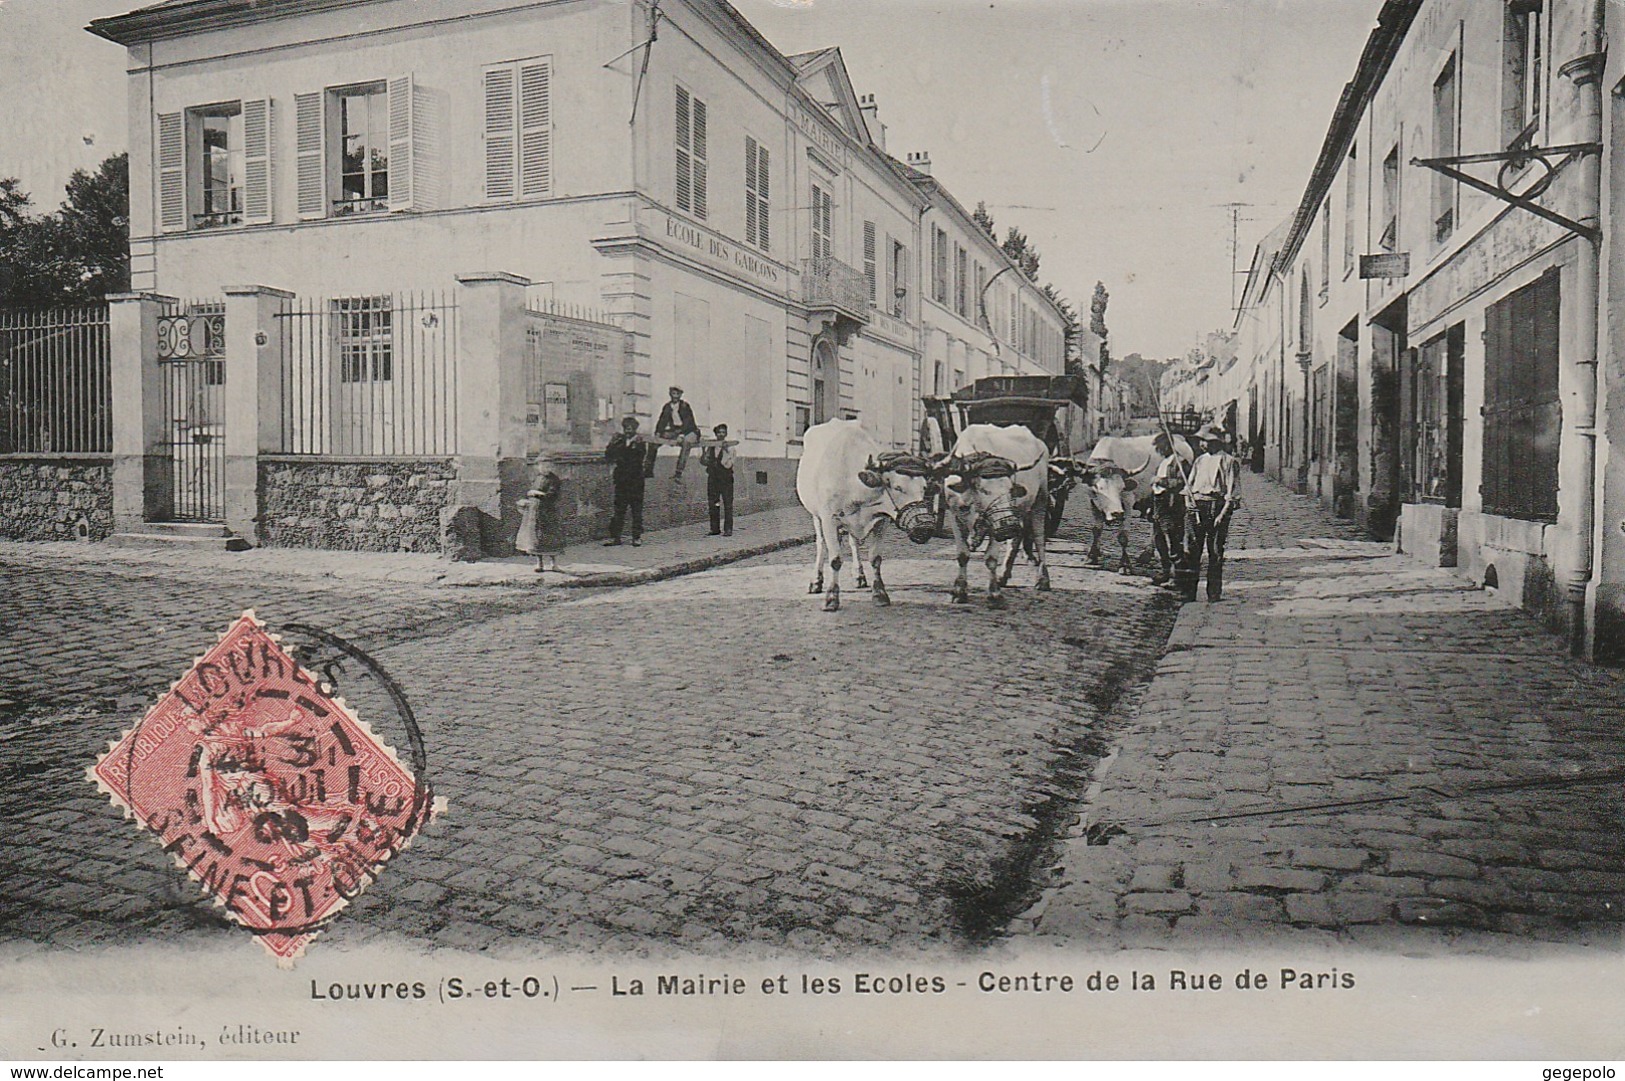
[801,256,870,322]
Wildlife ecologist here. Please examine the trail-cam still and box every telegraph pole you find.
[1216,202,1258,313]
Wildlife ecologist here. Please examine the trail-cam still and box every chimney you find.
[906,150,932,176]
[859,93,886,151]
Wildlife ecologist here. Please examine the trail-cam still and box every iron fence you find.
[158,299,227,521]
[276,291,458,456]
[0,305,112,454]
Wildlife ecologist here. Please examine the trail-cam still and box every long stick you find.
[1137,367,1191,486]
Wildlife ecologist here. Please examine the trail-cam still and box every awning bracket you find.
[1411,142,1601,245]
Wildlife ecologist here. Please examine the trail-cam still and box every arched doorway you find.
[812,338,840,425]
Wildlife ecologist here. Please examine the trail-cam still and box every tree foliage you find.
[1090,281,1110,371]
[1001,226,1041,282]
[1041,283,1082,373]
[0,154,129,309]
[972,201,997,241]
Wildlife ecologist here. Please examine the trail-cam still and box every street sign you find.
[1360,252,1411,279]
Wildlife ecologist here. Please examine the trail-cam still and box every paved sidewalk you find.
[1021,473,1625,952]
[0,504,813,590]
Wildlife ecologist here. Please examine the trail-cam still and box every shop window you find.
[1482,273,1559,519]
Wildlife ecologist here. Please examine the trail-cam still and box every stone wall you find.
[491,453,802,554]
[0,457,114,541]
[258,457,456,553]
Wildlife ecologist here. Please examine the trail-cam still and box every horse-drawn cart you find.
[918,373,1090,460]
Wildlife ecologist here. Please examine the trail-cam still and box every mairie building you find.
[84,0,1068,549]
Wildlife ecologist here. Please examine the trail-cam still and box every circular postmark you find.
[92,612,440,962]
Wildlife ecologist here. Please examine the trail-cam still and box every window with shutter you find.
[518,61,552,198]
[241,98,272,224]
[884,233,895,310]
[387,75,414,211]
[745,136,769,252]
[932,228,948,304]
[863,221,877,304]
[482,59,550,203]
[295,92,325,219]
[324,82,390,215]
[1481,271,1559,519]
[192,106,241,230]
[157,112,186,232]
[954,244,966,317]
[692,97,707,219]
[675,86,691,212]
[811,184,831,259]
[891,240,907,317]
[484,66,517,201]
[756,142,769,250]
[183,100,273,230]
[675,85,708,219]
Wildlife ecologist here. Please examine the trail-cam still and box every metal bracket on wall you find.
[1411,142,1602,245]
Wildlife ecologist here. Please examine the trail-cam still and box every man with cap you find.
[701,423,737,536]
[1146,430,1188,586]
[650,385,702,480]
[1181,422,1241,601]
[604,416,646,546]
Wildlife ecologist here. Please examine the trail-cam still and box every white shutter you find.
[675,86,691,213]
[241,97,272,224]
[484,66,517,201]
[744,136,758,247]
[884,233,895,308]
[517,60,552,198]
[157,111,185,232]
[691,96,707,219]
[387,74,414,211]
[863,221,877,304]
[757,143,769,249]
[295,91,326,220]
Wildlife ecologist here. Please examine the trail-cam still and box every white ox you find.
[795,419,936,612]
[942,424,1051,607]
[1075,433,1191,574]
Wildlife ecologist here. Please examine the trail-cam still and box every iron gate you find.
[157,305,226,521]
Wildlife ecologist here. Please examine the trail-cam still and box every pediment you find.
[791,47,871,147]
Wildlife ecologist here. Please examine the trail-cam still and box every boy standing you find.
[702,423,737,536]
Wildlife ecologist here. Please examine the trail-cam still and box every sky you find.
[0,0,1385,359]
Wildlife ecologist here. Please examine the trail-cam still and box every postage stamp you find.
[87,611,442,964]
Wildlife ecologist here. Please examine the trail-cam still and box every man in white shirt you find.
[702,423,737,536]
[1182,423,1241,601]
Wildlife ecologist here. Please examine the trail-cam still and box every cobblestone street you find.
[1026,475,1625,953]
[0,523,1175,956]
[3,472,1622,961]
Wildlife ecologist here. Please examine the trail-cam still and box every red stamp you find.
[88,611,441,963]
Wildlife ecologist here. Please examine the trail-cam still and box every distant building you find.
[1228,0,1625,661]
[900,152,1069,409]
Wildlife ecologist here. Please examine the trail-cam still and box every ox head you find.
[1079,460,1137,524]
[1048,457,1082,499]
[939,451,1027,543]
[857,451,936,544]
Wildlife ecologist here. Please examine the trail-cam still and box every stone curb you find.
[544,532,814,590]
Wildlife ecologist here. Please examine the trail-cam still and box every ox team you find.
[794,418,1239,607]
